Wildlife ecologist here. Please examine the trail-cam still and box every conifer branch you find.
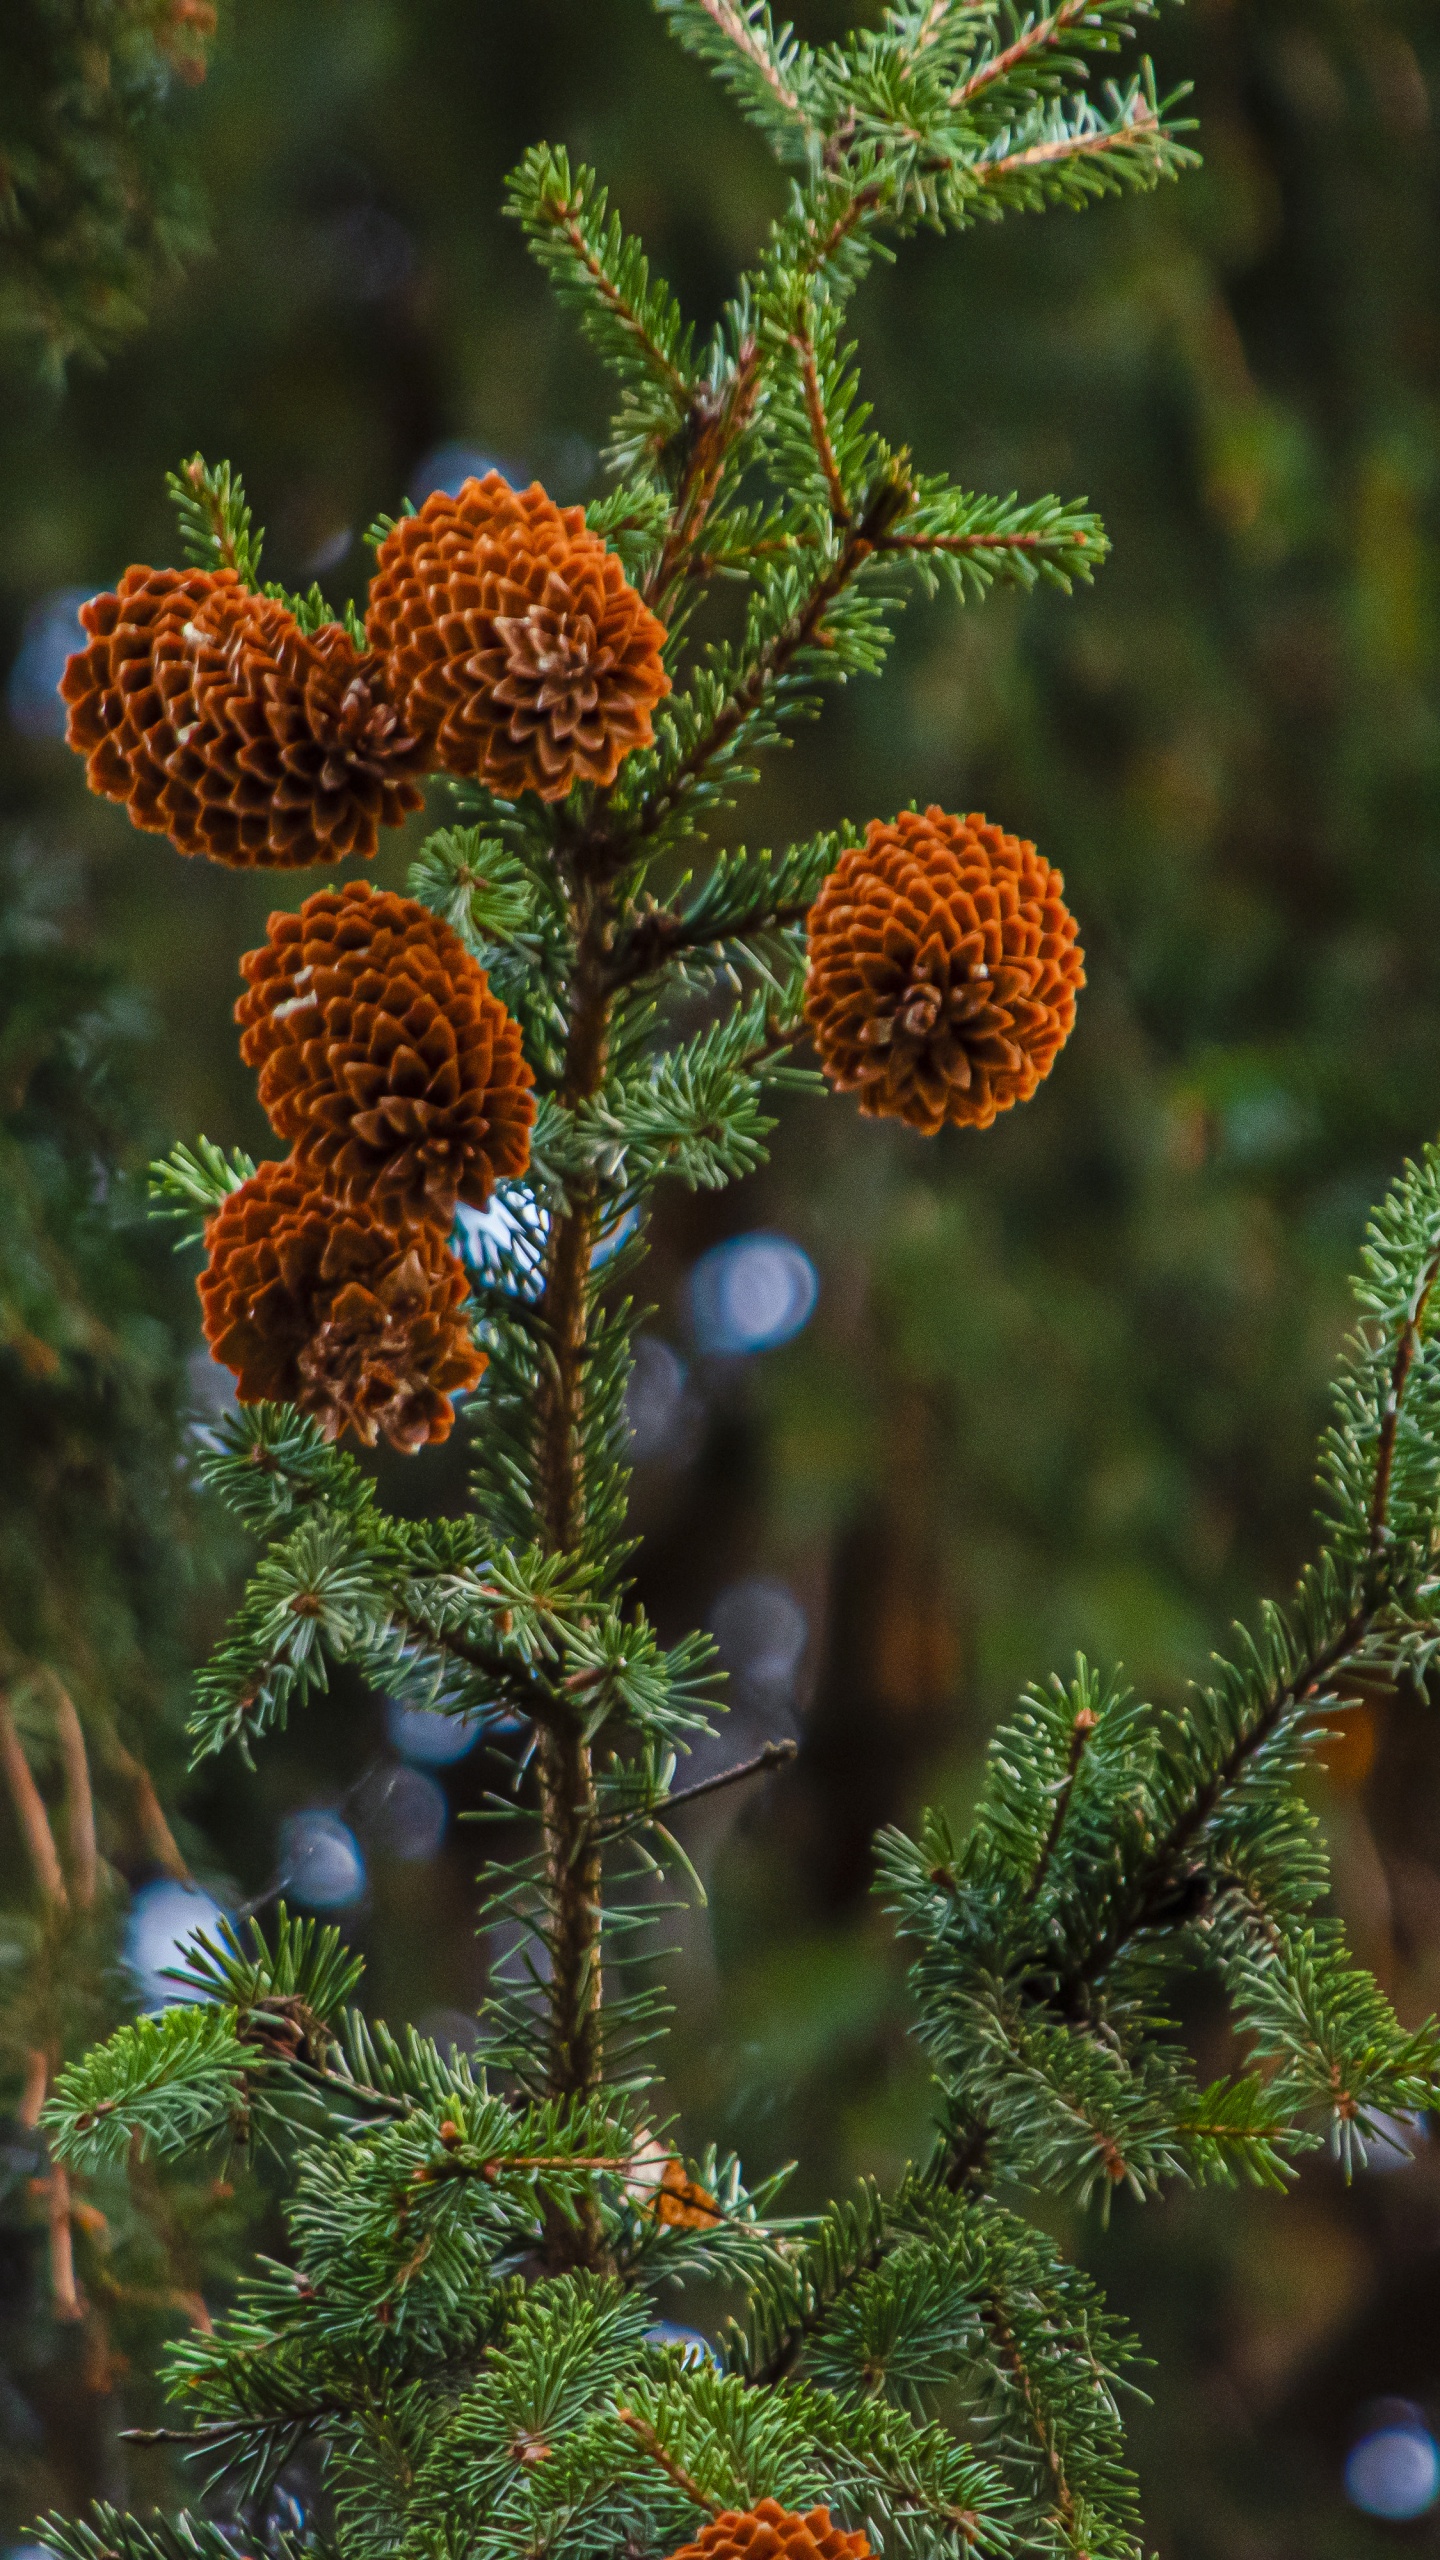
[980,2288,1088,2555]
[688,1,804,112]
[618,474,912,856]
[617,2404,725,2512]
[948,0,1096,107]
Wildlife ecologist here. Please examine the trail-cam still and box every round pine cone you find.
[236,879,534,1226]
[803,807,1084,1135]
[666,2502,873,2560]
[61,565,426,868]
[199,1161,483,1452]
[365,472,670,801]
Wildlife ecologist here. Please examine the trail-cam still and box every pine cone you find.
[803,807,1084,1135]
[366,472,670,802]
[645,2159,722,2229]
[666,2501,873,2560]
[199,1161,482,1452]
[235,879,535,1226]
[61,565,426,867]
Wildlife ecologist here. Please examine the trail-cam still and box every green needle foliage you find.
[33,5,1440,2557]
[0,833,242,2518]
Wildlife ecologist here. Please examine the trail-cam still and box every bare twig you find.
[105,1734,191,1882]
[45,2163,82,2322]
[599,1738,798,1839]
[48,1681,98,1910]
[0,1691,67,1909]
[17,2047,48,2132]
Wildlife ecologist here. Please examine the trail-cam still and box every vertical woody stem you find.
[534,878,616,2128]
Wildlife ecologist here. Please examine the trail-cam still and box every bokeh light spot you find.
[124,1880,225,2011]
[688,1232,817,1355]
[409,442,522,505]
[385,1700,486,1766]
[371,1765,449,1862]
[709,1578,809,1723]
[6,589,90,740]
[1345,2418,1440,2520]
[279,1811,366,1910]
[626,1336,700,1465]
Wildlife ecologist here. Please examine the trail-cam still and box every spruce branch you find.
[617,2403,725,2512]
[166,452,264,587]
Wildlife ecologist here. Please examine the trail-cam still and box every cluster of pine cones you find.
[62,468,1086,1446]
[61,471,672,860]
[200,881,534,1451]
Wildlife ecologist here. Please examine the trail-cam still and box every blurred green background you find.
[5,0,1440,2551]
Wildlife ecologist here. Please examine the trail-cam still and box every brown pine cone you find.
[645,2159,723,2230]
[365,472,670,801]
[199,1161,483,1452]
[666,2501,873,2560]
[235,879,534,1226]
[803,807,1084,1135]
[61,565,427,868]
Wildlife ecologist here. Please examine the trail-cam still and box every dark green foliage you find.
[2,0,217,383]
[0,836,241,2516]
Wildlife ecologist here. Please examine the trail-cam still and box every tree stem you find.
[532,882,616,2168]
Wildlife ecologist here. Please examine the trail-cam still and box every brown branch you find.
[599,1738,798,1839]
[17,2048,48,2132]
[48,1681,98,1910]
[622,478,911,862]
[45,2163,82,2322]
[694,0,802,112]
[975,107,1163,188]
[983,2290,1080,2543]
[791,325,851,524]
[525,887,618,2220]
[909,0,956,49]
[645,340,762,614]
[552,204,692,410]
[391,1606,554,1724]
[949,0,1093,107]
[0,1691,67,1909]
[799,182,887,281]
[105,1735,191,1882]
[877,525,1093,558]
[616,2406,723,2514]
